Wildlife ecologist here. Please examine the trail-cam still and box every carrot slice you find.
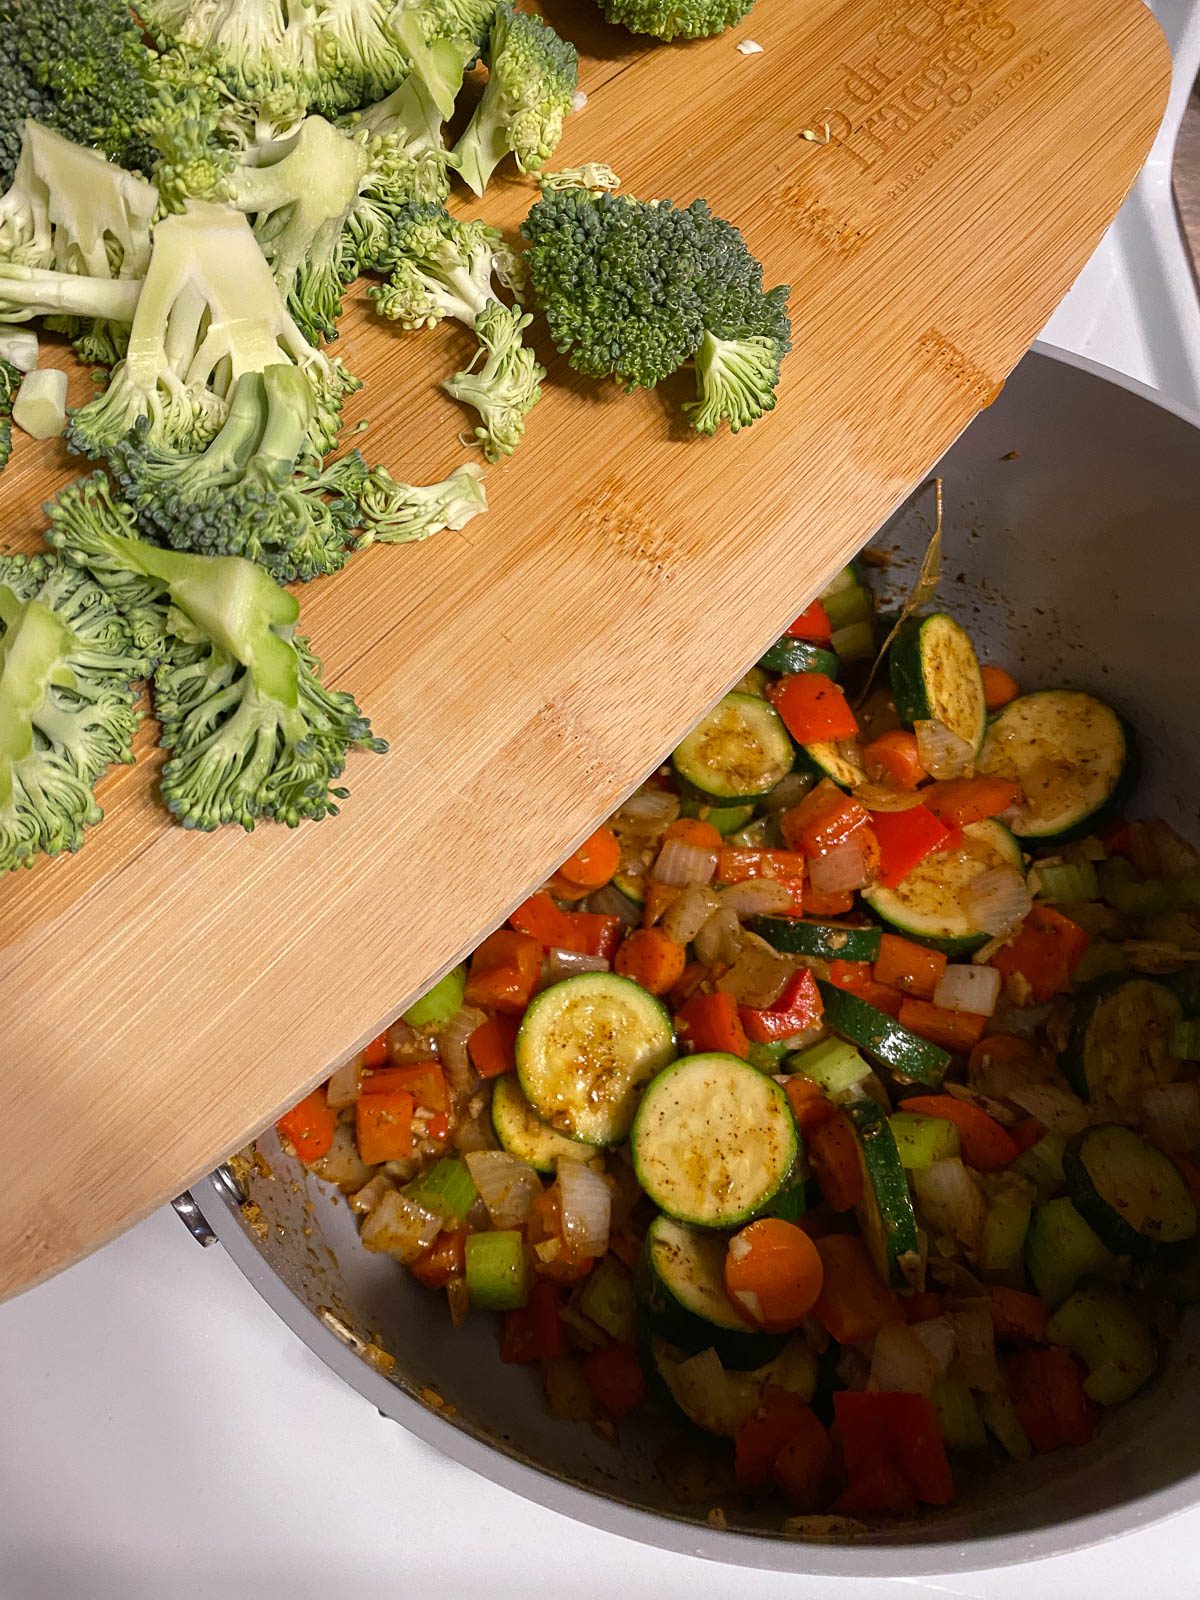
[559,824,621,889]
[873,933,947,999]
[663,817,723,850]
[923,776,1021,829]
[812,1234,903,1344]
[862,730,926,789]
[724,1218,825,1332]
[981,664,1019,710]
[897,997,989,1053]
[807,1110,863,1212]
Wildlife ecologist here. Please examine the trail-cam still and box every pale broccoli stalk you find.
[390,0,498,120]
[343,76,456,229]
[356,462,487,547]
[536,164,620,193]
[0,261,142,324]
[443,300,543,461]
[45,475,386,831]
[0,550,146,871]
[67,202,358,461]
[112,365,369,583]
[451,2,578,196]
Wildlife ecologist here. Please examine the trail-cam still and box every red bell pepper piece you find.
[468,1013,520,1080]
[716,847,806,913]
[833,1453,919,1517]
[464,929,542,1014]
[510,892,622,959]
[990,906,1091,1004]
[780,780,871,858]
[362,1061,449,1113]
[735,1386,825,1493]
[1007,1348,1094,1451]
[276,1088,337,1164]
[826,959,904,1017]
[408,1229,466,1289]
[676,990,751,1058]
[740,968,823,1043]
[500,1280,566,1363]
[362,1031,390,1069]
[834,1391,954,1507]
[785,599,833,643]
[582,1342,647,1418]
[768,673,859,743]
[869,805,954,889]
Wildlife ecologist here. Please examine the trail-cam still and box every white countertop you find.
[4,17,1200,1591]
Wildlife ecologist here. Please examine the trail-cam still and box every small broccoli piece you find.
[0,549,146,870]
[67,202,357,462]
[521,186,790,431]
[356,461,486,546]
[443,299,543,461]
[112,367,368,583]
[451,2,577,196]
[45,474,386,831]
[536,163,620,193]
[369,201,521,329]
[593,0,755,40]
[4,0,159,175]
[309,0,411,116]
[343,77,456,235]
[391,0,498,121]
[0,353,17,471]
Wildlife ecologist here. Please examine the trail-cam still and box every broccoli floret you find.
[45,474,386,831]
[443,299,542,461]
[0,34,53,190]
[309,0,410,116]
[451,3,577,196]
[67,202,357,462]
[111,366,368,583]
[0,548,146,870]
[4,0,159,174]
[0,352,17,471]
[356,461,486,546]
[593,0,755,40]
[369,200,522,329]
[343,77,456,231]
[521,187,790,431]
[391,0,498,121]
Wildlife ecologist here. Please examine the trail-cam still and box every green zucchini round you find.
[845,1099,920,1285]
[639,1215,783,1368]
[759,638,840,677]
[890,612,987,753]
[672,692,795,803]
[1063,975,1182,1116]
[1064,1124,1197,1261]
[491,1073,593,1173]
[863,818,1024,956]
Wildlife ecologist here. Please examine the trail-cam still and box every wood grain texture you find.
[0,0,1170,1298]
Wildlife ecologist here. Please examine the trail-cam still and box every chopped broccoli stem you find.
[356,462,487,547]
[0,262,142,325]
[0,353,17,472]
[45,475,385,831]
[536,164,620,193]
[442,299,543,461]
[451,2,577,195]
[0,550,146,870]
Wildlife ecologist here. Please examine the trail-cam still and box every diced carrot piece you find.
[468,1013,520,1080]
[780,780,870,857]
[862,730,927,789]
[582,1342,647,1418]
[362,1061,448,1113]
[813,1235,903,1344]
[614,926,687,996]
[825,959,905,1016]
[784,1074,837,1133]
[408,1230,466,1289]
[897,997,989,1053]
[803,877,855,916]
[989,1285,1048,1343]
[923,776,1021,830]
[873,933,947,999]
[558,824,621,890]
[464,929,542,1014]
[1008,1348,1094,1452]
[276,1088,337,1164]
[355,1089,415,1164]
[715,847,807,912]
[663,817,723,850]
[981,664,1019,710]
[990,907,1091,1004]
[676,990,750,1059]
[807,1110,863,1211]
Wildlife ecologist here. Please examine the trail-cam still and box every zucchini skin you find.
[1062,974,1181,1107]
[752,916,881,962]
[846,1100,919,1286]
[888,612,986,753]
[637,1221,784,1369]
[759,638,840,677]
[1063,1126,1197,1263]
[817,981,950,1086]
[979,696,1138,844]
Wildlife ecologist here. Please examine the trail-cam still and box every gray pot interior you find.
[203,348,1200,1575]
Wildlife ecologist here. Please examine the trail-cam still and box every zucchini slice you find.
[863,818,1024,956]
[631,1053,797,1227]
[753,916,882,963]
[817,981,950,1085]
[650,1334,818,1437]
[491,1074,592,1173]
[976,690,1132,841]
[672,691,794,803]
[798,739,866,790]
[516,973,675,1146]
[1044,1283,1156,1405]
[759,638,840,677]
[1064,1124,1197,1261]
[846,1100,919,1286]
[641,1214,781,1368]
[1063,975,1182,1116]
[890,613,987,753]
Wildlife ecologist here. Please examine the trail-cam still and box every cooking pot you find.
[190,345,1200,1575]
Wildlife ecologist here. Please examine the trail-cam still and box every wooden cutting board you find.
[0,0,1169,1299]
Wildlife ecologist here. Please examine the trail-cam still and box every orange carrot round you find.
[862,730,927,790]
[981,664,1020,710]
[724,1218,826,1332]
[614,926,687,996]
[807,1110,863,1212]
[559,823,621,889]
[663,817,723,850]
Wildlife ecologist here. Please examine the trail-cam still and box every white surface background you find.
[4,6,1200,1593]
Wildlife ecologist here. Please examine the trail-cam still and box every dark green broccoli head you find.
[0,34,53,188]
[594,0,755,40]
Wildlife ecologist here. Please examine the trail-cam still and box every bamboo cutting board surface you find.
[0,0,1169,1298]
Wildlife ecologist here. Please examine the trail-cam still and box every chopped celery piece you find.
[830,620,874,663]
[1010,1130,1067,1202]
[1172,1020,1200,1060]
[679,794,757,835]
[403,964,468,1029]
[931,1373,987,1451]
[404,1157,476,1223]
[822,585,871,629]
[465,1230,529,1310]
[1100,861,1171,918]
[1046,1283,1156,1404]
[1072,940,1129,985]
[790,1036,870,1098]
[888,1111,961,1170]
[747,1039,792,1072]
[1033,861,1099,903]
[576,1256,637,1342]
[981,1192,1032,1272]
[1025,1197,1113,1308]
[820,564,860,598]
[981,1391,1032,1460]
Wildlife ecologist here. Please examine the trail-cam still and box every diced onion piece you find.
[359,1189,441,1262]
[715,936,793,1007]
[653,836,719,886]
[543,948,611,985]
[850,781,925,812]
[437,1006,487,1093]
[762,771,816,814]
[349,1171,395,1215]
[933,963,1001,1017]
[662,881,722,945]
[947,1303,1000,1392]
[326,1056,364,1108]
[717,877,796,916]
[1140,1082,1200,1154]
[557,1160,611,1258]
[915,718,974,780]
[588,883,641,928]
[808,835,874,895]
[964,866,1032,937]
[913,1158,986,1253]
[868,1321,939,1396]
[1005,1081,1090,1135]
[621,787,680,824]
[907,1315,957,1377]
[695,906,743,967]
[465,1150,541,1227]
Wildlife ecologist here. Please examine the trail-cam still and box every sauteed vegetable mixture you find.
[277,559,1200,1520]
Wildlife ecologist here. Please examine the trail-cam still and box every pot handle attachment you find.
[170,1167,245,1248]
